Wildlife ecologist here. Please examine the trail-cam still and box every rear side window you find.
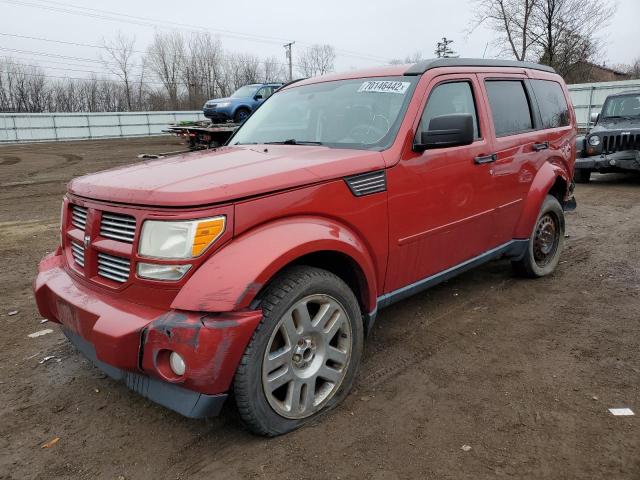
[485,80,533,136]
[419,81,479,138]
[531,80,570,128]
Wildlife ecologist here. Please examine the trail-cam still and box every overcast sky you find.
[1,0,638,80]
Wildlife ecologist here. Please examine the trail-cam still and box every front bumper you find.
[33,250,262,418]
[63,328,227,417]
[203,108,232,123]
[576,150,640,172]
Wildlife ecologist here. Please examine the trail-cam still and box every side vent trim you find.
[344,170,387,197]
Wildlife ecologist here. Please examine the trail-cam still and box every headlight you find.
[588,135,601,146]
[138,216,225,259]
[216,101,231,107]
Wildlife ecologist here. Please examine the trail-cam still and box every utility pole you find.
[283,41,295,81]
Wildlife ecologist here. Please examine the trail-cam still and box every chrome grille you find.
[602,133,640,154]
[97,252,130,283]
[345,170,387,196]
[100,212,136,243]
[71,205,88,230]
[70,241,85,267]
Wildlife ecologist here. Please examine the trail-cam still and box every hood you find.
[205,97,232,105]
[68,145,385,207]
[592,117,640,132]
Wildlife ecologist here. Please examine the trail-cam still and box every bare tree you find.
[470,0,539,61]
[262,56,286,83]
[101,32,138,110]
[534,0,614,77]
[147,32,185,109]
[297,44,336,77]
[470,0,616,76]
[181,33,224,109]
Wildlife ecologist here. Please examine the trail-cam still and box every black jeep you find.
[575,91,640,183]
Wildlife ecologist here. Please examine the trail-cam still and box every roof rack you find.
[404,58,556,76]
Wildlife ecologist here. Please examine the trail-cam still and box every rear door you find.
[385,74,498,291]
[528,77,574,181]
[477,75,543,243]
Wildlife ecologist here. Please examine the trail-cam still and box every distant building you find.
[564,61,632,84]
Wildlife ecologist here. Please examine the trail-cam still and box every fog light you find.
[137,262,191,281]
[169,352,186,376]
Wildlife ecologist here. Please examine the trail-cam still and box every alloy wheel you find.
[261,294,352,419]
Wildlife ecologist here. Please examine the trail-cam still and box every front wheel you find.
[512,195,565,278]
[234,266,364,436]
[234,108,250,123]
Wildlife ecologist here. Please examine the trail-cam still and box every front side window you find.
[419,81,479,138]
[531,80,570,128]
[231,76,418,150]
[601,94,640,119]
[485,80,533,136]
[256,87,273,99]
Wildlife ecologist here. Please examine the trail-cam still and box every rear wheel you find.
[574,169,591,183]
[512,195,565,278]
[234,266,363,436]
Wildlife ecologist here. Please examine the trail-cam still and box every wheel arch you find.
[233,104,251,116]
[513,161,569,239]
[252,250,372,316]
[171,216,379,316]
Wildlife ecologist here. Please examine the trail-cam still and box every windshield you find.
[231,85,259,98]
[602,94,640,118]
[230,76,418,150]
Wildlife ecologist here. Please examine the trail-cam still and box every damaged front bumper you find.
[33,249,262,418]
[576,150,640,172]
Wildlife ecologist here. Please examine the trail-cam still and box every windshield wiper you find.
[265,139,323,145]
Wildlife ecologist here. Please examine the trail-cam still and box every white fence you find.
[0,111,205,143]
[1,81,639,143]
[568,79,640,129]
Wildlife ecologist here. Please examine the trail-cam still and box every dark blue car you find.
[203,83,283,123]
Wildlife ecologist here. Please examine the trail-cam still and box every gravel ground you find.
[0,137,638,480]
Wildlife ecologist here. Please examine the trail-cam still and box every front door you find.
[385,74,499,292]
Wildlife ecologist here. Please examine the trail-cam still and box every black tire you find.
[234,108,250,123]
[574,169,591,183]
[512,195,565,278]
[234,266,364,436]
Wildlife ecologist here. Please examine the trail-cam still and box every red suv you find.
[34,59,576,436]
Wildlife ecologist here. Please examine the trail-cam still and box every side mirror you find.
[590,112,600,124]
[254,94,263,100]
[413,114,474,152]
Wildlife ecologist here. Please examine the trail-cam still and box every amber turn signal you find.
[192,217,226,256]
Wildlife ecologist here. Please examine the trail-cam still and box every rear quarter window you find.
[485,80,533,137]
[531,80,570,128]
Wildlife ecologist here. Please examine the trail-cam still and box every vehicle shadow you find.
[590,172,640,185]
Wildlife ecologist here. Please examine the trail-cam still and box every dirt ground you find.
[0,136,638,480]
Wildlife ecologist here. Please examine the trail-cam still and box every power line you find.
[1,0,389,63]
[0,32,147,54]
[0,68,163,85]
[1,59,152,82]
[3,55,146,73]
[0,35,305,70]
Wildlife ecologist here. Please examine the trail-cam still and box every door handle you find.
[474,153,497,164]
[533,141,549,151]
